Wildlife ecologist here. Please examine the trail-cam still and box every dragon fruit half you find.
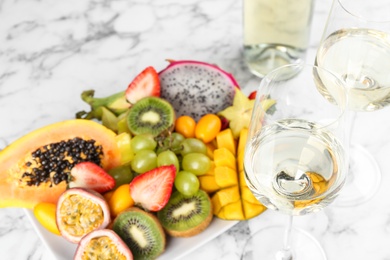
[158,60,239,121]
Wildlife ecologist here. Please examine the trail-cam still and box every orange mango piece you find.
[217,200,245,220]
[199,175,220,194]
[200,125,267,221]
[214,166,238,188]
[211,186,240,215]
[216,128,237,156]
[242,200,267,219]
[241,186,260,204]
[205,161,215,176]
[206,142,216,160]
[237,152,245,173]
[238,170,247,187]
[214,147,236,171]
[237,128,248,156]
[237,128,248,172]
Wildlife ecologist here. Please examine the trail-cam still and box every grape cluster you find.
[129,133,212,197]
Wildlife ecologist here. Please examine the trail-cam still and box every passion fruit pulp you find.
[56,187,111,243]
[74,229,133,260]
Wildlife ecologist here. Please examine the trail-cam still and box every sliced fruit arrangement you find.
[56,187,111,243]
[205,128,268,220]
[69,162,116,193]
[159,60,239,121]
[157,190,213,237]
[125,66,160,105]
[0,59,276,259]
[129,165,176,211]
[33,202,61,235]
[0,119,122,208]
[112,207,166,260]
[218,87,255,139]
[126,96,175,137]
[74,229,133,260]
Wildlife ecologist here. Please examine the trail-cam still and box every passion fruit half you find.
[74,229,133,260]
[56,187,111,243]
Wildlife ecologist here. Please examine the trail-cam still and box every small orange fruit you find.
[195,114,222,143]
[33,202,61,235]
[175,115,196,138]
[108,184,134,217]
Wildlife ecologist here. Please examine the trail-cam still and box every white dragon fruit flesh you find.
[158,60,239,121]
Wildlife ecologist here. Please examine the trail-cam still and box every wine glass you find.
[315,0,390,206]
[241,63,348,259]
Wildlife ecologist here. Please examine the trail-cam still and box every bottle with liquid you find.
[243,0,315,78]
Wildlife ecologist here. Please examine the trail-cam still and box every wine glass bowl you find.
[315,0,390,112]
[315,0,390,206]
[241,63,348,259]
[245,64,348,216]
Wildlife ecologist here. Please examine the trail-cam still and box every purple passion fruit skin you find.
[56,187,111,243]
[74,229,133,260]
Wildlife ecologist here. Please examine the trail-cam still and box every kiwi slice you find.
[157,190,213,237]
[112,207,166,259]
[127,97,175,136]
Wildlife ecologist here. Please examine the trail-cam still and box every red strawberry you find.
[130,165,176,211]
[248,90,257,100]
[125,66,161,104]
[68,162,115,193]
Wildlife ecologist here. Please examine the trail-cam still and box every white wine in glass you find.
[246,119,346,216]
[242,64,348,259]
[314,0,390,206]
[316,28,390,111]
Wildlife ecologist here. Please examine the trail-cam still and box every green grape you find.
[180,138,207,156]
[131,150,157,174]
[174,171,200,196]
[171,132,185,151]
[157,132,185,154]
[108,165,134,189]
[130,134,157,153]
[157,150,180,173]
[181,153,211,176]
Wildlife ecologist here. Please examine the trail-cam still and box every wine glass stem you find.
[276,216,294,260]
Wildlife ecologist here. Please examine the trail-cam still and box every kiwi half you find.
[157,190,213,237]
[112,207,166,260]
[127,97,175,137]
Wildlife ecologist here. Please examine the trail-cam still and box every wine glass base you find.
[335,144,381,207]
[241,225,327,260]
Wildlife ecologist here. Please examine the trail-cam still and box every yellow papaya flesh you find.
[0,119,122,208]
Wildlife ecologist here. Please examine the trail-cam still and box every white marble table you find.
[1,0,390,259]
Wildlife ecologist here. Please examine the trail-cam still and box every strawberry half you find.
[129,165,176,212]
[125,66,161,104]
[68,162,116,193]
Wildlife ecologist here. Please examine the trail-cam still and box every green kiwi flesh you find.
[112,207,166,260]
[157,190,213,237]
[127,97,175,136]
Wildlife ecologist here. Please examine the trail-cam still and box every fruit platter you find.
[0,60,274,259]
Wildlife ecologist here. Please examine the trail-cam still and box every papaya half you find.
[0,119,122,209]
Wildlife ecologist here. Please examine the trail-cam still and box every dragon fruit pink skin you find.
[158,60,240,121]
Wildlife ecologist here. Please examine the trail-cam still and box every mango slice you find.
[216,128,237,156]
[214,147,236,171]
[200,127,267,220]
